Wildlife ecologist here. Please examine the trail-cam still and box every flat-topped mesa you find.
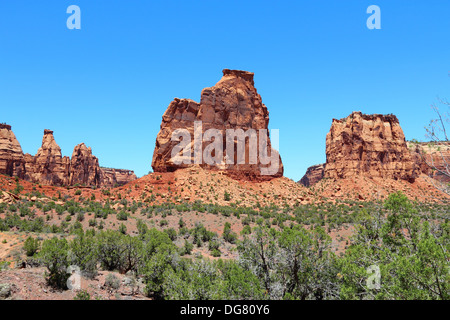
[152,69,283,180]
[324,111,419,182]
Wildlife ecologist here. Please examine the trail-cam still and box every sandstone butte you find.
[151,69,283,181]
[408,141,450,184]
[0,124,136,187]
[299,111,449,186]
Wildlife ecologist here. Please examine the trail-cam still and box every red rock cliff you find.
[101,168,138,187]
[408,141,450,183]
[298,164,324,187]
[0,124,26,178]
[0,126,136,187]
[24,129,71,185]
[324,112,419,181]
[151,69,283,180]
[300,112,421,186]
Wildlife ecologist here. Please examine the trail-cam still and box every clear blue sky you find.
[1,1,449,181]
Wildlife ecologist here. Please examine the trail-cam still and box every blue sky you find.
[1,1,449,181]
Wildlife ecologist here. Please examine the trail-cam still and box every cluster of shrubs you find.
[18,192,448,300]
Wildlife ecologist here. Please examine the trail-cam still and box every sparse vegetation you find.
[0,180,446,301]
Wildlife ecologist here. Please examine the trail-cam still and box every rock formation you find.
[408,141,450,184]
[0,124,26,178]
[69,143,103,186]
[23,130,71,185]
[298,164,324,187]
[101,168,138,187]
[0,190,19,204]
[299,112,421,186]
[151,69,283,180]
[324,112,419,181]
[0,126,136,187]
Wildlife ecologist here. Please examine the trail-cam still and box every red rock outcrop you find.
[151,69,283,180]
[101,168,137,187]
[0,124,26,178]
[69,143,103,186]
[408,141,450,183]
[299,164,324,187]
[324,112,419,181]
[300,112,421,186]
[0,126,136,187]
[23,130,71,185]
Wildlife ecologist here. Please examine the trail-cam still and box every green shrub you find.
[69,233,98,278]
[23,236,40,256]
[76,212,85,222]
[119,223,127,234]
[159,219,168,227]
[88,219,96,227]
[208,239,221,257]
[105,273,121,290]
[181,240,194,255]
[117,210,128,221]
[211,248,221,257]
[38,237,70,289]
[223,222,237,244]
[74,290,90,300]
[241,225,252,235]
[164,228,177,241]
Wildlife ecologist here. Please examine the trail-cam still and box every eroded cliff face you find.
[69,143,103,186]
[0,126,136,187]
[299,112,422,186]
[408,141,450,184]
[298,164,324,187]
[0,124,26,178]
[24,130,71,186]
[323,112,420,182]
[151,69,283,180]
[101,168,137,187]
